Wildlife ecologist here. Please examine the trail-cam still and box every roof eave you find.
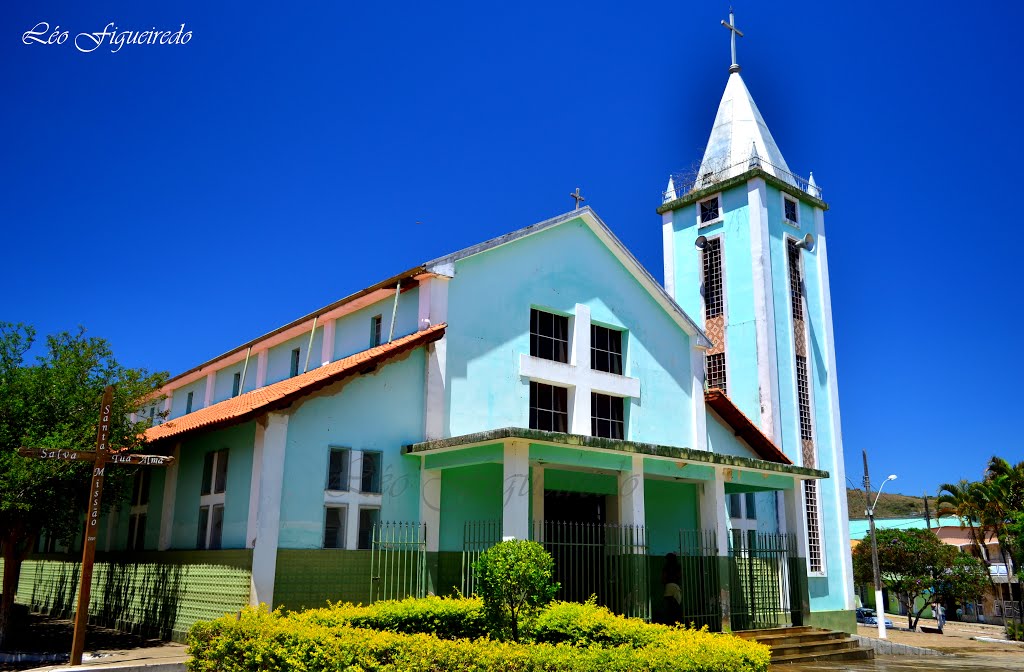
[657,166,829,215]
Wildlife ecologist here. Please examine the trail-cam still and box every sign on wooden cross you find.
[17,385,174,666]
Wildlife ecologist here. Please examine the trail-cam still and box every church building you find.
[15,15,856,638]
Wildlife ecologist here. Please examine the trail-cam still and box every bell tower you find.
[659,11,855,621]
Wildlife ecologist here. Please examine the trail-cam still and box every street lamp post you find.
[863,449,897,640]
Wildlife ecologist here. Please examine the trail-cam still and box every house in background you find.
[12,34,857,640]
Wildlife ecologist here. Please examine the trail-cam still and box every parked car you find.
[856,607,893,628]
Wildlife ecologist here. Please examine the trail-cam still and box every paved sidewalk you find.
[23,644,187,672]
[855,619,1022,655]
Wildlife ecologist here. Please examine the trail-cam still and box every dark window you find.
[702,237,724,319]
[357,507,380,550]
[360,451,382,494]
[202,450,229,496]
[232,372,241,397]
[700,196,720,223]
[590,325,623,374]
[186,392,194,414]
[530,309,569,363]
[131,470,150,507]
[727,493,740,518]
[197,506,209,549]
[784,197,798,224]
[370,315,383,347]
[324,506,346,549]
[796,355,813,442]
[327,448,350,490]
[591,393,624,439]
[209,504,224,550]
[805,481,823,572]
[706,352,727,395]
[290,348,301,377]
[127,513,146,551]
[745,492,757,520]
[787,239,803,321]
[148,407,155,421]
[529,382,568,433]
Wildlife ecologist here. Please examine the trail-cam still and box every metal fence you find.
[728,530,799,630]
[533,520,650,620]
[461,520,501,597]
[369,521,427,603]
[673,529,721,629]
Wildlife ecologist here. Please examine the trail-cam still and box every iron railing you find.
[369,521,427,603]
[728,530,799,630]
[672,529,721,629]
[461,519,501,597]
[663,156,822,204]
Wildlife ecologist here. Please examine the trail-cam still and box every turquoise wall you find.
[170,377,207,418]
[644,480,699,555]
[279,348,426,548]
[265,329,324,386]
[445,218,695,448]
[170,422,256,549]
[332,288,421,361]
[440,464,502,552]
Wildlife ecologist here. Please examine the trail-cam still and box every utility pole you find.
[863,449,888,640]
[923,494,932,531]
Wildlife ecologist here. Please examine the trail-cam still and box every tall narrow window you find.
[705,352,727,395]
[186,391,194,414]
[591,393,624,439]
[529,382,568,433]
[784,196,799,225]
[590,325,623,374]
[795,355,813,442]
[699,196,720,224]
[787,239,804,321]
[370,315,383,347]
[327,448,350,491]
[805,481,823,573]
[324,506,347,549]
[357,507,380,550]
[530,309,569,363]
[232,372,241,397]
[198,450,228,550]
[702,237,724,319]
[360,451,382,494]
[128,470,150,551]
[290,348,301,377]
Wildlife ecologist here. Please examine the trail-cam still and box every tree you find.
[0,323,166,647]
[473,539,559,641]
[852,528,956,631]
[933,553,990,616]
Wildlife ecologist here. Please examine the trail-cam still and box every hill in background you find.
[845,488,934,520]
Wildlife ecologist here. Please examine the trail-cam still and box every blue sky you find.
[2,1,1020,497]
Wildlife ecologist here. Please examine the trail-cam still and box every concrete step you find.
[769,639,864,658]
[735,626,815,639]
[743,629,848,647]
[771,647,874,665]
[735,626,875,666]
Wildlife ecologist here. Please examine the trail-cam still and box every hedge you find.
[293,596,487,640]
[187,601,770,672]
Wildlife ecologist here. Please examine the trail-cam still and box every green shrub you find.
[1006,620,1024,641]
[292,595,487,640]
[530,598,668,647]
[186,606,772,672]
[474,539,558,641]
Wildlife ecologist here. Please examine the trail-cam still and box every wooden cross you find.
[720,8,744,73]
[17,385,174,666]
[570,187,585,210]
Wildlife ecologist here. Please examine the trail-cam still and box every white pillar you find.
[245,423,265,548]
[502,441,530,540]
[321,319,336,366]
[782,481,809,561]
[691,345,709,452]
[162,393,172,415]
[617,455,646,527]
[570,304,591,434]
[421,466,441,552]
[255,350,268,388]
[204,372,216,408]
[662,211,676,297]
[531,464,545,527]
[250,412,288,607]
[158,443,180,550]
[701,467,730,557]
[747,178,782,445]
[419,276,450,441]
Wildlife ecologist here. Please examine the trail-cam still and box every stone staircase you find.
[735,626,874,665]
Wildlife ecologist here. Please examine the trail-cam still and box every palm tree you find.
[937,480,994,565]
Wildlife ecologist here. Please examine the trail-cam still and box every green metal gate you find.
[369,521,427,603]
[675,529,721,630]
[729,530,798,630]
[461,520,501,597]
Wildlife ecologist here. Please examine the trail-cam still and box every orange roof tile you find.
[145,324,446,445]
[704,388,793,465]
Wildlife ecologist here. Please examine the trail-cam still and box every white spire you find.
[664,176,677,203]
[696,72,791,185]
[808,171,820,199]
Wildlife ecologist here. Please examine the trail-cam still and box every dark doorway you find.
[544,490,606,524]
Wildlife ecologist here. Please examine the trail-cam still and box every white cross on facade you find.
[519,303,640,435]
[721,8,744,73]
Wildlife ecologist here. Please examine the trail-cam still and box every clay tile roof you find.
[145,324,446,445]
[704,388,792,465]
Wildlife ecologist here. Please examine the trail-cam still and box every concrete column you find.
[701,467,732,630]
[420,276,450,440]
[203,372,216,408]
[531,464,545,527]
[570,304,592,434]
[502,441,530,540]
[245,423,265,548]
[747,177,782,445]
[158,443,180,550]
[250,412,288,607]
[321,319,336,366]
[782,481,809,560]
[162,393,172,415]
[617,454,646,527]
[255,350,268,388]
[690,345,709,452]
[420,466,441,552]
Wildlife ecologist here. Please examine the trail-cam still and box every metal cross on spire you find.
[570,187,585,210]
[721,8,744,74]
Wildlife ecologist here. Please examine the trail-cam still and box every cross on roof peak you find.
[720,8,744,74]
